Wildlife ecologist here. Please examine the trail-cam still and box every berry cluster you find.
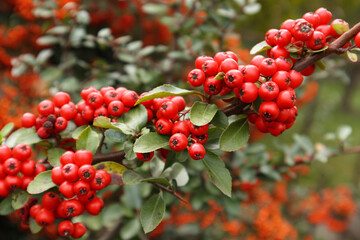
[21,150,110,238]
[135,96,207,161]
[0,144,46,196]
[21,86,142,138]
[187,7,353,136]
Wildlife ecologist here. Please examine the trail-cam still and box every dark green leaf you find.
[6,127,41,148]
[161,163,189,187]
[135,84,200,105]
[0,197,14,215]
[211,111,229,129]
[76,126,100,154]
[11,190,30,210]
[140,193,165,233]
[0,123,14,138]
[123,170,143,185]
[142,177,171,187]
[190,102,218,126]
[93,161,127,185]
[105,129,127,143]
[250,40,271,55]
[134,132,170,153]
[93,116,119,129]
[48,148,66,167]
[27,170,56,194]
[120,218,141,240]
[29,218,42,234]
[202,151,232,197]
[72,126,87,139]
[219,118,249,152]
[119,105,147,133]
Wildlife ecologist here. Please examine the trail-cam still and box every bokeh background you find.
[0,0,360,239]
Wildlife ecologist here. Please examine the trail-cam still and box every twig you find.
[150,181,189,204]
[93,151,125,164]
[292,22,360,72]
[96,129,106,154]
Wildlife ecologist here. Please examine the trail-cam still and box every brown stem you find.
[221,101,252,116]
[93,151,125,164]
[292,22,360,72]
[150,181,189,204]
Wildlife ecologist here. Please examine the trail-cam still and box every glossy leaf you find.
[6,127,41,148]
[0,123,14,138]
[93,161,127,185]
[118,105,147,133]
[190,102,218,126]
[135,84,200,105]
[123,170,143,185]
[219,118,250,152]
[133,132,170,153]
[202,151,232,197]
[140,193,165,233]
[211,111,229,129]
[250,40,271,55]
[11,190,30,210]
[29,218,42,234]
[76,126,100,154]
[105,129,127,143]
[27,170,56,194]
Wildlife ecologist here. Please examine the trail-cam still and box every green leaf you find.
[124,141,136,160]
[48,148,66,167]
[202,151,232,197]
[6,127,42,148]
[140,193,165,234]
[27,170,56,194]
[150,157,165,177]
[142,177,171,187]
[105,129,127,143]
[123,170,143,185]
[93,161,127,185]
[250,40,271,55]
[219,118,250,152]
[161,163,189,187]
[134,132,170,153]
[190,102,218,126]
[214,72,225,80]
[76,126,100,154]
[307,45,328,53]
[315,60,326,70]
[93,116,118,129]
[118,105,147,133]
[211,111,229,129]
[347,51,358,62]
[29,218,42,234]
[72,126,88,139]
[0,123,14,138]
[135,84,200,105]
[11,190,30,210]
[0,197,14,215]
[332,23,349,35]
[259,165,282,181]
[252,96,263,114]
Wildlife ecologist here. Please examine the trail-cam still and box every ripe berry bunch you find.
[0,144,46,196]
[31,149,111,237]
[135,96,207,161]
[21,86,141,139]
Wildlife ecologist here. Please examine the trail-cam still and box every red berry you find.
[122,90,139,107]
[136,152,155,162]
[268,122,286,136]
[171,96,186,112]
[355,32,360,48]
[53,92,71,107]
[74,150,93,166]
[77,190,96,204]
[156,118,173,135]
[220,58,238,73]
[21,176,33,190]
[300,64,315,76]
[0,145,12,163]
[275,57,292,72]
[81,87,97,101]
[59,181,76,199]
[87,92,104,109]
[62,163,79,182]
[192,133,208,144]
[255,117,268,133]
[288,70,303,89]
[276,90,296,109]
[259,58,277,77]
[0,180,9,196]
[188,69,206,87]
[108,100,124,117]
[281,19,295,32]
[270,45,289,59]
[306,31,326,50]
[60,151,75,165]
[272,71,291,90]
[250,55,265,68]
[302,12,320,28]
[315,8,333,25]
[274,29,292,46]
[51,165,65,185]
[172,121,190,137]
[55,117,68,131]
[159,101,178,119]
[42,192,60,210]
[72,222,87,239]
[78,164,96,182]
[21,113,36,128]
[21,160,36,176]
[247,113,258,124]
[292,19,314,41]
[236,82,258,103]
[195,56,213,69]
[85,197,104,215]
[94,106,109,118]
[3,158,21,175]
[90,170,110,190]
[103,90,119,105]
[63,199,84,217]
[169,133,188,151]
[188,122,209,136]
[259,101,280,121]
[58,220,74,237]
[259,81,279,101]
[100,86,115,96]
[276,108,290,122]
[60,103,77,120]
[37,100,55,116]
[224,69,243,88]
[203,76,223,95]
[73,180,91,196]
[12,143,32,161]
[35,164,47,175]
[188,143,205,160]
[36,208,55,226]
[265,29,278,46]
[29,204,42,218]
[202,60,218,76]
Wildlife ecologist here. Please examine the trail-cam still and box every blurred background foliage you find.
[0,0,360,239]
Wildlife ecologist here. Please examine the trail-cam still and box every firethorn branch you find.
[150,181,189,204]
[292,22,360,72]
